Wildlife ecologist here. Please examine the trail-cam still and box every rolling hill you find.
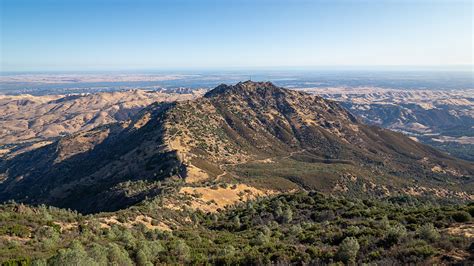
[0,90,202,159]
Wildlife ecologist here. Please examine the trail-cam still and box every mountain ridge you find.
[0,81,472,213]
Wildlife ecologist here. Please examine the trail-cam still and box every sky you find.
[0,0,472,71]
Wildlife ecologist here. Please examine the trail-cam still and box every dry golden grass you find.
[99,215,171,231]
[178,184,274,212]
[444,223,474,238]
[184,164,210,183]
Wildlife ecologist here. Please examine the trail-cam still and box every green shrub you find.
[467,206,474,217]
[397,240,436,262]
[1,224,30,238]
[89,243,108,265]
[31,258,47,266]
[417,223,440,242]
[289,224,302,235]
[281,208,293,223]
[252,231,269,246]
[368,250,382,260]
[336,237,360,263]
[49,241,97,266]
[107,243,133,266]
[169,240,191,262]
[217,244,236,257]
[452,211,471,222]
[46,221,61,233]
[136,249,151,266]
[385,224,407,246]
[1,258,31,266]
[232,216,241,230]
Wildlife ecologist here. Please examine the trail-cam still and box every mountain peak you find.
[1,81,472,213]
[204,81,282,98]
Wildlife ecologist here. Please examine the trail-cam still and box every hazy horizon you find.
[1,65,473,75]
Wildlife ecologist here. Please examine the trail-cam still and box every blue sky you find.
[1,0,472,71]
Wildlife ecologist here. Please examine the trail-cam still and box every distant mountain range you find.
[308,88,474,161]
[0,90,203,158]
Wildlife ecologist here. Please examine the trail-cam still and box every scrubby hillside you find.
[165,81,473,197]
[1,193,473,265]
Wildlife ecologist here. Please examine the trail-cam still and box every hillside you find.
[306,87,474,161]
[0,90,202,158]
[1,193,473,265]
[0,81,472,214]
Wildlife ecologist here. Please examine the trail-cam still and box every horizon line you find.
[1,64,473,74]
